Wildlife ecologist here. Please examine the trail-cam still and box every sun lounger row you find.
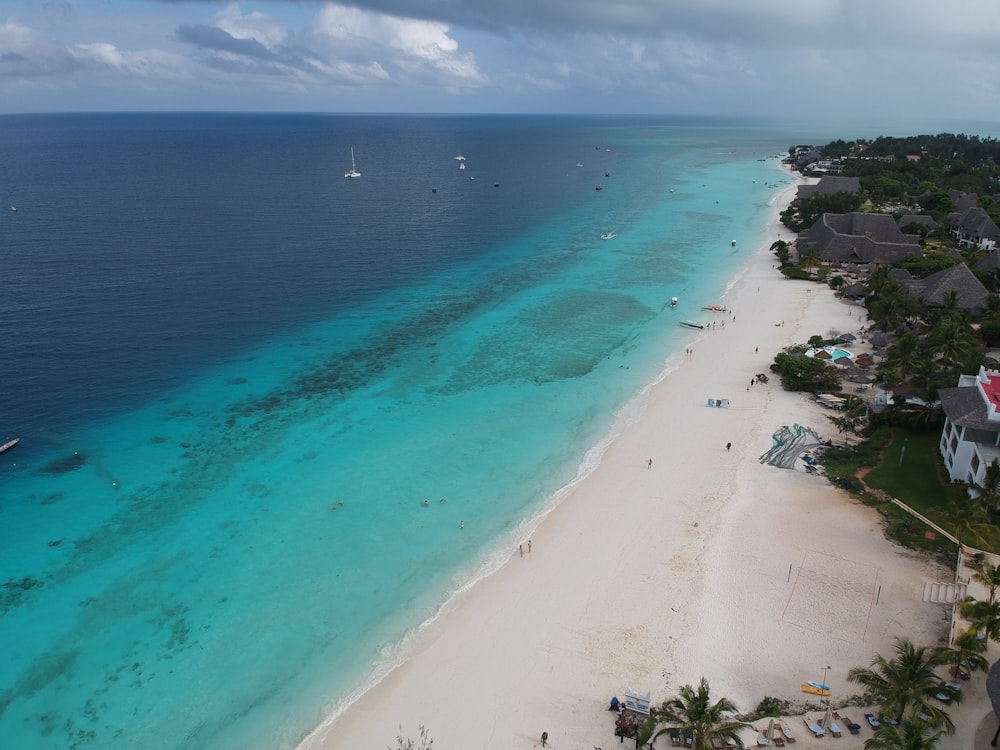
[668,730,694,747]
[833,713,861,735]
[803,718,824,738]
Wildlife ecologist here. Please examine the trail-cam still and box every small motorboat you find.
[702,304,728,312]
[595,184,603,191]
[0,437,19,454]
[670,297,678,307]
[679,321,704,330]
[601,231,617,240]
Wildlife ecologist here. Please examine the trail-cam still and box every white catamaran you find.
[345,148,361,178]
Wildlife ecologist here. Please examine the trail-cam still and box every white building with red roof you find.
[939,366,1000,486]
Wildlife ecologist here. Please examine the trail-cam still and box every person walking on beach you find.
[726,442,732,451]
[647,458,653,469]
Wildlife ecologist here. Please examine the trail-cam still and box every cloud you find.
[215,2,288,49]
[3,0,1000,119]
[312,3,485,88]
[0,19,81,77]
[177,24,278,61]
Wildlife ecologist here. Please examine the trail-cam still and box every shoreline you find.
[301,174,957,750]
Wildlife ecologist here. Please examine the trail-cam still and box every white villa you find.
[940,366,1000,487]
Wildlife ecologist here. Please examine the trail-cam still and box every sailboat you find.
[344,148,361,178]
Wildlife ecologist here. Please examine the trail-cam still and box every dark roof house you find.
[796,176,862,201]
[948,189,979,213]
[975,249,1000,274]
[900,263,990,311]
[797,212,922,267]
[896,214,938,233]
[947,205,1000,251]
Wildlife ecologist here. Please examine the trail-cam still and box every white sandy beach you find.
[302,180,993,750]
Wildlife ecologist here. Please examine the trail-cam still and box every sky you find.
[1,0,1000,125]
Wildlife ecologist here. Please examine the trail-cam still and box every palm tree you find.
[958,596,1000,643]
[933,497,994,550]
[925,314,977,369]
[972,557,1000,602]
[652,678,750,750]
[866,266,900,299]
[863,715,949,750]
[884,332,922,379]
[974,460,1000,517]
[846,637,959,730]
[947,627,989,680]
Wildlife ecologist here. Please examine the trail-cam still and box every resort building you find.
[939,366,1000,487]
[948,205,1000,251]
[892,262,990,312]
[796,175,861,201]
[797,212,922,270]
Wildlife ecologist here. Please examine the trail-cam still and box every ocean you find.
[0,113,794,749]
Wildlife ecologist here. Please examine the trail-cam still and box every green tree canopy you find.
[847,637,959,730]
[652,678,750,750]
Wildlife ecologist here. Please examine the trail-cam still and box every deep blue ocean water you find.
[0,113,794,749]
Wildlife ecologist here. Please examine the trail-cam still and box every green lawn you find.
[862,428,1000,553]
[863,431,957,514]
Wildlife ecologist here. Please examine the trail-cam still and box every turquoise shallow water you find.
[0,115,792,749]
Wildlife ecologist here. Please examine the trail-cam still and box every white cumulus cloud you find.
[313,3,485,87]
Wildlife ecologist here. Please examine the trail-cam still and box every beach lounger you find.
[782,724,796,743]
[684,730,694,747]
[827,722,842,738]
[865,714,880,728]
[772,735,785,747]
[670,730,681,747]
[839,717,860,735]
[803,719,824,738]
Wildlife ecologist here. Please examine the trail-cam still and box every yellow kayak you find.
[801,682,831,696]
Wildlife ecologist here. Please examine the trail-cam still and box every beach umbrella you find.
[838,333,856,342]
[855,356,875,369]
[766,719,775,740]
[835,356,854,367]
[814,349,833,359]
[823,705,833,730]
[848,373,874,384]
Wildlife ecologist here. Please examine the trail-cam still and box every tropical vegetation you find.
[846,637,960,731]
[649,678,750,750]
